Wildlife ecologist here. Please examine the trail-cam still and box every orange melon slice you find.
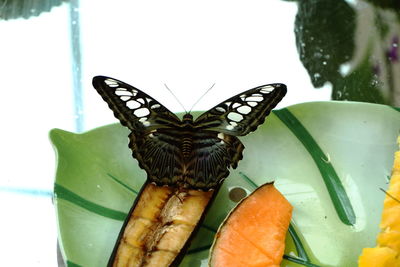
[209,182,293,267]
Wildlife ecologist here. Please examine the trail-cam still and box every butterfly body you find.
[127,116,244,189]
[92,76,286,190]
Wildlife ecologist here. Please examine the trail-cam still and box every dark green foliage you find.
[0,0,66,20]
[295,0,356,88]
[333,53,386,103]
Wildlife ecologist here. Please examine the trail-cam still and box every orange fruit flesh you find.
[210,183,293,267]
[358,137,400,266]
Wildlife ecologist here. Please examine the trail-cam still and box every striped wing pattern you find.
[92,76,286,189]
[129,129,244,189]
[194,83,287,136]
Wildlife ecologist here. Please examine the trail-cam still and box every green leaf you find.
[51,102,400,267]
[332,48,387,104]
[295,0,356,88]
[275,108,356,225]
[0,0,67,20]
[54,183,127,221]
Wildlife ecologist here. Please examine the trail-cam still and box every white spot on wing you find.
[246,96,263,102]
[216,107,226,113]
[248,102,258,107]
[237,105,251,114]
[105,79,119,87]
[126,100,141,109]
[120,96,130,101]
[227,112,243,122]
[232,103,241,109]
[260,86,274,93]
[151,104,161,110]
[115,90,132,96]
[139,117,151,127]
[226,125,234,130]
[136,98,145,104]
[134,108,150,117]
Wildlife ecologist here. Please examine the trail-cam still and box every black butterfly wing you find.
[93,76,286,189]
[92,76,181,133]
[193,83,287,136]
[128,128,244,189]
[128,129,184,186]
[185,132,244,189]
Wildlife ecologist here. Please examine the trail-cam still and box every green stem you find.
[288,223,309,261]
[274,109,356,225]
[107,173,138,195]
[54,183,127,221]
[283,255,324,267]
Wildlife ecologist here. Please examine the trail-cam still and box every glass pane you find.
[0,3,73,267]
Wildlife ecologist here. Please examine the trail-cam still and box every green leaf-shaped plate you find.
[51,102,400,267]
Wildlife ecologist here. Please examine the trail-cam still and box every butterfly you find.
[92,76,286,190]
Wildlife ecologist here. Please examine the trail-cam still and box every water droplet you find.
[314,52,323,58]
[322,153,331,163]
[371,79,379,86]
[340,63,351,75]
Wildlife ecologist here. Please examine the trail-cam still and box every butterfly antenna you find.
[164,83,188,113]
[189,83,216,112]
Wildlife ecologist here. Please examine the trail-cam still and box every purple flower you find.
[386,36,398,62]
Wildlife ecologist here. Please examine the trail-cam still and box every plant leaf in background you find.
[293,0,400,106]
[364,0,400,16]
[332,48,386,104]
[0,0,68,20]
[51,102,400,267]
[294,0,355,89]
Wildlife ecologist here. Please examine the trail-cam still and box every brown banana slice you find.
[110,182,217,267]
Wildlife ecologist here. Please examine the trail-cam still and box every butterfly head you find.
[182,113,194,124]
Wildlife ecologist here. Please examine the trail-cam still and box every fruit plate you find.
[50,101,400,267]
